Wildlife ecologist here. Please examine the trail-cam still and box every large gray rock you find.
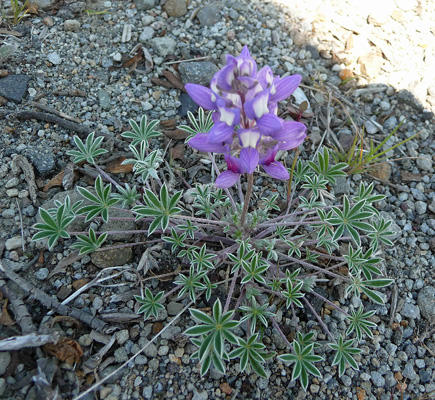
[178,61,219,86]
[197,5,221,26]
[23,147,56,176]
[135,0,158,10]
[417,286,435,320]
[152,37,177,58]
[0,75,31,103]
[100,209,136,241]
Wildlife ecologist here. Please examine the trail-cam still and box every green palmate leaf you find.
[293,160,311,186]
[227,239,255,273]
[345,246,383,280]
[301,175,329,200]
[190,244,216,271]
[134,288,165,320]
[239,298,275,335]
[32,204,75,250]
[121,115,161,146]
[133,184,182,235]
[111,183,141,208]
[347,272,393,304]
[185,299,240,376]
[77,176,118,223]
[162,228,187,252]
[368,217,394,251]
[67,132,108,164]
[328,336,362,377]
[179,107,214,143]
[259,193,281,212]
[278,336,323,391]
[122,144,163,182]
[346,306,377,342]
[203,276,217,302]
[282,278,304,309]
[307,147,347,184]
[71,228,107,255]
[174,266,206,302]
[228,333,270,378]
[177,220,199,239]
[328,196,374,246]
[241,253,269,285]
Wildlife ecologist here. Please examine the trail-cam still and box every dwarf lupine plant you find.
[32,46,395,391]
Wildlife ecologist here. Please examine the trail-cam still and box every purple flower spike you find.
[185,84,217,110]
[269,75,302,103]
[184,46,307,186]
[240,147,259,174]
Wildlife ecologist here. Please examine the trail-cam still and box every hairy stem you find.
[240,174,254,229]
[223,267,239,313]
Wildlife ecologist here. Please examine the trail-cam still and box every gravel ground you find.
[0,0,434,399]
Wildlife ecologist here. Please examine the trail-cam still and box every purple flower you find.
[185,46,307,187]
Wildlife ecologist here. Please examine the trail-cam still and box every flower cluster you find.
[185,46,307,188]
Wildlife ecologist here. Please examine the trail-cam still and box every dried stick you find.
[29,101,82,123]
[0,109,128,150]
[0,332,59,351]
[0,261,116,334]
[0,280,35,334]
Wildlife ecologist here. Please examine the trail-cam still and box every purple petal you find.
[214,64,236,92]
[216,98,240,126]
[208,122,235,144]
[245,90,270,120]
[224,154,242,174]
[269,75,302,103]
[237,76,258,90]
[185,84,217,110]
[256,114,283,135]
[263,161,289,180]
[238,128,261,148]
[215,170,240,188]
[240,147,259,174]
[188,133,226,153]
[273,121,307,151]
[257,66,274,89]
[259,148,277,166]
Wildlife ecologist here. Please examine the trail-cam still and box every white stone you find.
[5,236,22,251]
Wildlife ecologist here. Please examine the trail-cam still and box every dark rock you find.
[422,111,434,121]
[397,90,423,111]
[23,147,55,176]
[197,5,221,26]
[178,61,219,86]
[305,44,320,59]
[0,75,31,103]
[178,93,198,117]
